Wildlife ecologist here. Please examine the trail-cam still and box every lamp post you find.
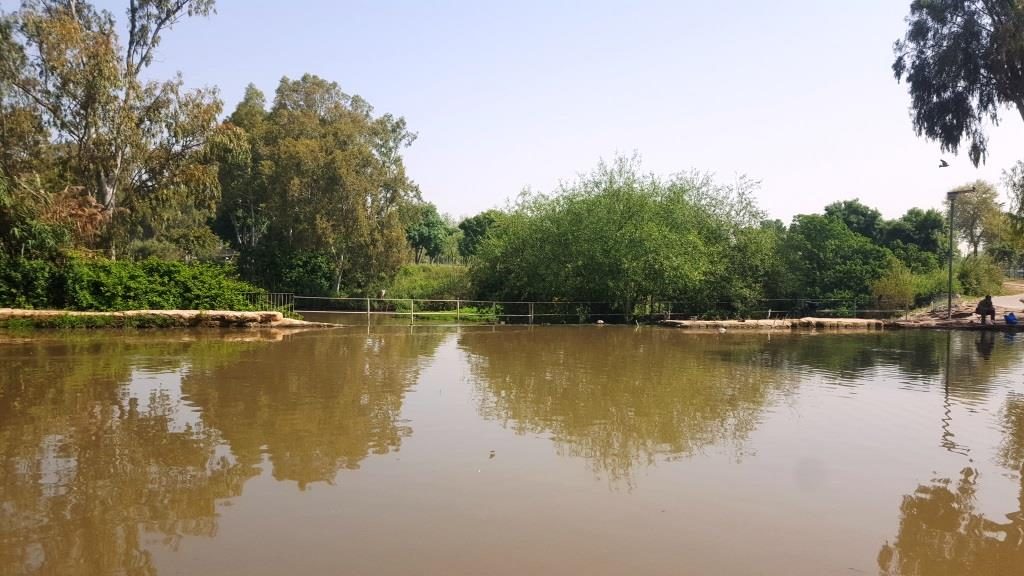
[946,186,976,319]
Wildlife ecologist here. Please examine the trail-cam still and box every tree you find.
[0,0,221,254]
[219,75,418,294]
[824,199,882,240]
[950,180,1002,256]
[457,209,501,259]
[470,156,769,317]
[405,202,449,263]
[878,208,947,273]
[893,1,1024,165]
[782,214,893,299]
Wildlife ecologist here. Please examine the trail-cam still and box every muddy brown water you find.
[1,327,1022,575]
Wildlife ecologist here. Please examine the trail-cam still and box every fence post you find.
[456,299,461,323]
[410,299,415,325]
[366,297,370,324]
[529,302,534,325]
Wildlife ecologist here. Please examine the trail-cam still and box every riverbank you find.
[659,318,886,330]
[0,308,338,329]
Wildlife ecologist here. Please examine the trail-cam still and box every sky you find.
[27,0,1024,221]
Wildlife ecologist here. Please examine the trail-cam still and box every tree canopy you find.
[893,1,1024,165]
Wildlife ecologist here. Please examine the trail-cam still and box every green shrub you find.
[911,267,955,306]
[386,264,471,300]
[956,256,1003,297]
[871,260,915,310]
[0,257,61,308]
[0,257,262,311]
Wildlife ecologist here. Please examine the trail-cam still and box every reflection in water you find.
[0,338,256,575]
[181,330,444,487]
[878,468,1024,576]
[0,331,443,574]
[460,328,797,481]
[1,328,1024,575]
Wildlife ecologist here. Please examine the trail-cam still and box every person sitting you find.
[975,295,996,325]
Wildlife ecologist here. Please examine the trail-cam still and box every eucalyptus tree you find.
[893,0,1024,165]
[0,0,222,255]
[218,75,418,294]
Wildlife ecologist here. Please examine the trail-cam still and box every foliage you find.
[871,259,915,310]
[781,214,893,300]
[386,264,472,300]
[471,156,770,317]
[949,180,1003,257]
[0,0,222,253]
[956,255,1004,297]
[213,75,417,294]
[0,174,69,259]
[893,0,1024,165]
[825,199,882,240]
[0,257,261,311]
[457,210,501,259]
[405,203,451,264]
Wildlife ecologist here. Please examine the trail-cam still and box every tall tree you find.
[0,0,221,255]
[457,209,501,259]
[405,202,450,263]
[219,75,418,294]
[893,1,1024,165]
[824,199,883,240]
[950,180,1002,256]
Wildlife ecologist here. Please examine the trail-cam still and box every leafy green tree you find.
[782,214,893,299]
[405,202,449,263]
[457,209,501,259]
[893,1,1024,165]
[471,156,768,317]
[218,75,417,294]
[950,180,1002,256]
[878,208,946,273]
[1,0,222,256]
[824,199,882,240]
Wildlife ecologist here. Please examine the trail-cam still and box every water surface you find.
[1,327,1022,575]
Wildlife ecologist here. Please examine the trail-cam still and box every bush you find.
[911,267,954,306]
[0,257,262,311]
[386,264,471,300]
[871,260,915,310]
[0,257,61,308]
[956,256,1003,297]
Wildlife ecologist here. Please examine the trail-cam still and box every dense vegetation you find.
[0,0,1022,319]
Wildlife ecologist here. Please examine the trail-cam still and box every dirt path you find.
[992,293,1024,309]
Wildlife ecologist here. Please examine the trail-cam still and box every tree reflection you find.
[877,467,1023,575]
[460,328,796,482]
[0,338,257,575]
[878,386,1024,575]
[181,330,445,488]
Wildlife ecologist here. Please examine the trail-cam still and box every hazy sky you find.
[48,1,1024,220]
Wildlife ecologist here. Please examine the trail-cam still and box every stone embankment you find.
[0,308,337,329]
[659,318,884,330]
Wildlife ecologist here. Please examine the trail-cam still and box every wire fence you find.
[282,295,914,325]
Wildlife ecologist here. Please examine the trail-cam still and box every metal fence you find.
[241,292,295,314]
[288,296,912,325]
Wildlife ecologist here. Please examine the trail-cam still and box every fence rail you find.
[241,292,295,314]
[284,296,912,325]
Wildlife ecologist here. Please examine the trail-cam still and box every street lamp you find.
[946,186,976,319]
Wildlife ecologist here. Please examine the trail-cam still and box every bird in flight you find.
[939,159,950,168]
